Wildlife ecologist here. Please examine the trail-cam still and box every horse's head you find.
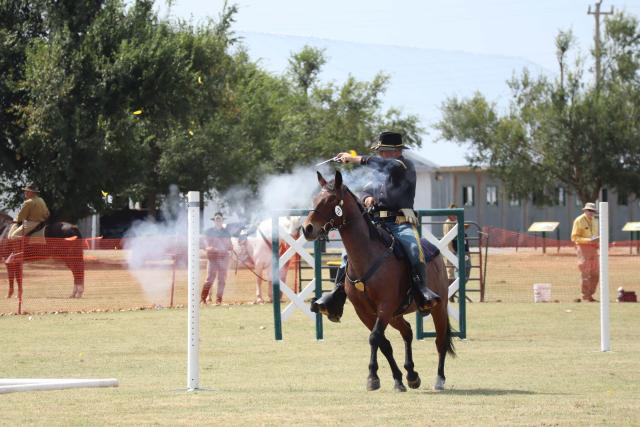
[303,170,348,241]
[283,215,302,239]
[0,213,13,240]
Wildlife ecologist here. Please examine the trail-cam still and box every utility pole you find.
[588,1,614,203]
[588,1,614,89]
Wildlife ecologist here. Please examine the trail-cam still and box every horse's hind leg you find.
[390,316,421,389]
[371,317,406,392]
[15,261,23,302]
[65,258,84,298]
[431,305,455,391]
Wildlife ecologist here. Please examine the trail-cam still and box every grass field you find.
[2,301,639,426]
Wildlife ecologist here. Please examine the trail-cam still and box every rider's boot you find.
[413,263,440,313]
[310,265,347,323]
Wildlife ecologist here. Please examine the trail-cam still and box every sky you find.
[158,0,640,166]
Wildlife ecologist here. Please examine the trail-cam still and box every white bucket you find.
[533,283,552,303]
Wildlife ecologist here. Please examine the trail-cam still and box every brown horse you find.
[0,215,85,300]
[302,171,455,391]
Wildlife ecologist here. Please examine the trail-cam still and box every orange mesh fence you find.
[0,236,302,315]
[471,227,640,303]
[1,229,638,313]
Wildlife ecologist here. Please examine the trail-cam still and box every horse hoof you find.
[433,376,445,391]
[394,381,407,392]
[407,374,421,389]
[366,377,380,391]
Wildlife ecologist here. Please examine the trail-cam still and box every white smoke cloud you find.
[121,161,381,303]
[123,191,187,304]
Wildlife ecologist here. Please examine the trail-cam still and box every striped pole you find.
[599,202,610,352]
[187,191,201,390]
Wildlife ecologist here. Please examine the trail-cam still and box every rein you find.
[331,186,395,293]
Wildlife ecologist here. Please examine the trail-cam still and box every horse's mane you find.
[343,186,382,242]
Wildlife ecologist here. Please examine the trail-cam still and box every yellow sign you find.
[528,222,560,232]
[622,222,640,232]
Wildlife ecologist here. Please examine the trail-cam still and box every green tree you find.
[436,12,640,204]
[273,48,422,171]
[2,0,239,220]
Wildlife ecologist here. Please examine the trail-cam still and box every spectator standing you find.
[200,212,232,305]
[571,203,599,302]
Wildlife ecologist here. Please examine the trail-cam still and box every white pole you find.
[0,378,118,394]
[187,191,201,390]
[599,202,610,352]
[91,214,98,250]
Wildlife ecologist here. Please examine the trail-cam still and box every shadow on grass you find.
[435,388,544,396]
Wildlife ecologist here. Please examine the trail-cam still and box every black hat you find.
[22,183,39,193]
[371,132,407,151]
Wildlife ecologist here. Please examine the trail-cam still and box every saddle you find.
[372,221,440,263]
[371,220,441,316]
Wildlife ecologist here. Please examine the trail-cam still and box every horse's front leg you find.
[390,316,421,389]
[6,264,14,298]
[370,317,406,392]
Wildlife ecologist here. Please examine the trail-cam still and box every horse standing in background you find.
[0,214,85,299]
[303,171,455,391]
[235,216,301,304]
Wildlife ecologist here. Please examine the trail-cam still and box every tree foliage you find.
[0,1,421,221]
[436,12,640,204]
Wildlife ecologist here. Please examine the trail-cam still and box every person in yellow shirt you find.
[8,184,50,240]
[570,202,599,302]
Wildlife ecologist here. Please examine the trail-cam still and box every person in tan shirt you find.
[571,202,599,302]
[8,184,50,240]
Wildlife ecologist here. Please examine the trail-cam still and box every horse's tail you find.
[446,318,456,357]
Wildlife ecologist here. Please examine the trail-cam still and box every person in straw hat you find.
[8,183,50,240]
[570,202,599,302]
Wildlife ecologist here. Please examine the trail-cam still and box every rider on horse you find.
[312,131,441,321]
[7,183,49,241]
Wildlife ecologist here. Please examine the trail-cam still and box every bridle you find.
[311,186,353,238]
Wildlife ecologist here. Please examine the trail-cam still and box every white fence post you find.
[599,202,610,352]
[187,191,201,390]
